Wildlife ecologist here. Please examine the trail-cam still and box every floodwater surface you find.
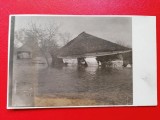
[12,58,132,107]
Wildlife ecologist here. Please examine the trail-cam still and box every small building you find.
[17,51,32,59]
[16,40,43,60]
[16,42,32,59]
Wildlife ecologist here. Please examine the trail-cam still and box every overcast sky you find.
[15,16,132,47]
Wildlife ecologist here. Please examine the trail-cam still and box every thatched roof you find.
[58,32,131,58]
[16,40,43,57]
[17,42,32,52]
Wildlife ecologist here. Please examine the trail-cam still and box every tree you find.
[59,32,71,46]
[116,40,131,48]
[14,29,26,48]
[24,23,63,67]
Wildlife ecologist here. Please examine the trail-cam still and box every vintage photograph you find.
[8,15,133,108]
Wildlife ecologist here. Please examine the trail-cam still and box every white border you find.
[7,15,157,109]
[132,16,157,105]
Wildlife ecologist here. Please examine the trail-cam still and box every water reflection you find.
[37,65,132,105]
[12,58,132,106]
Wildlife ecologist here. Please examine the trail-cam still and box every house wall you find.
[17,51,32,59]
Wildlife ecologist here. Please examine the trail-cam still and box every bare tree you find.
[24,23,63,67]
[14,29,26,48]
[59,32,71,46]
[116,40,131,48]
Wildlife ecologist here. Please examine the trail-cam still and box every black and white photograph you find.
[8,15,156,108]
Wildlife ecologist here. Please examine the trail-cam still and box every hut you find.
[58,32,132,67]
[16,40,43,60]
[16,42,32,59]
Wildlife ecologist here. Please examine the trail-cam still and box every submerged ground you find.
[11,57,132,107]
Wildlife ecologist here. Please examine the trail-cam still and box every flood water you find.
[12,58,133,107]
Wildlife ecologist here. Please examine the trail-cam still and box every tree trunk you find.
[43,53,50,67]
[51,54,63,67]
[40,49,50,67]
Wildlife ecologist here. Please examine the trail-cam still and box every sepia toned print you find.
[8,15,133,108]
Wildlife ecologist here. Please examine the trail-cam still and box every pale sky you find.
[15,16,132,47]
